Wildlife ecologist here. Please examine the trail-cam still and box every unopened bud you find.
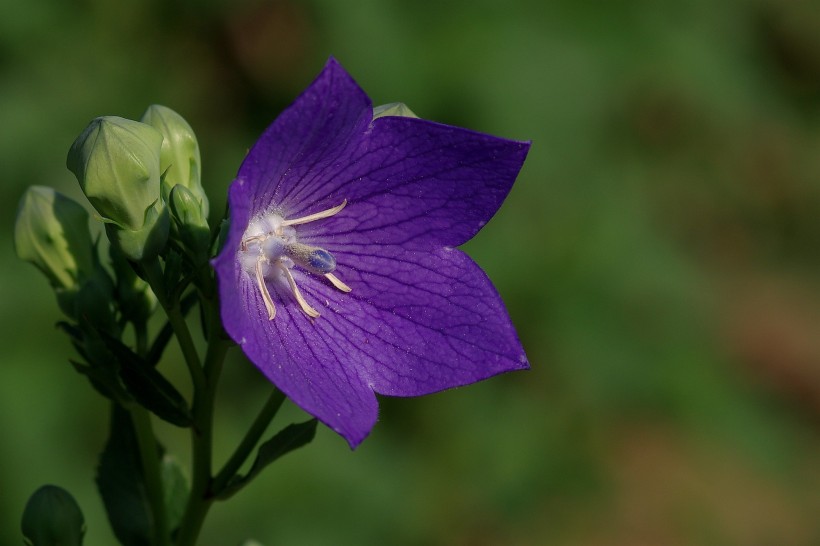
[169,184,211,265]
[66,116,163,231]
[21,485,85,546]
[14,186,95,291]
[373,102,418,119]
[141,104,209,218]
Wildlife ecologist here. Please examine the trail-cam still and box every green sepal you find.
[97,331,192,428]
[21,485,86,546]
[105,201,169,262]
[215,419,317,500]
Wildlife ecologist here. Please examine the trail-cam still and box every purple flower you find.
[213,58,530,448]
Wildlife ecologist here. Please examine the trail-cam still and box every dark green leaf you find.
[216,419,317,500]
[96,405,153,546]
[55,321,83,342]
[69,359,131,405]
[98,331,192,427]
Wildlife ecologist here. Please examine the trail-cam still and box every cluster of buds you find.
[15,106,219,544]
[14,104,212,412]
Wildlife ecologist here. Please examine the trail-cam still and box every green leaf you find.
[69,359,131,405]
[96,405,153,546]
[216,419,317,500]
[98,331,192,427]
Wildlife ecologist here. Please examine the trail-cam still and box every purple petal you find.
[236,57,530,250]
[215,238,379,448]
[216,241,526,448]
[298,245,529,397]
[297,116,530,250]
[235,57,373,218]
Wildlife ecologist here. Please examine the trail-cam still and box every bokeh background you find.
[2,0,820,544]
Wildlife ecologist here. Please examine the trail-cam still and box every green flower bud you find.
[14,186,95,291]
[141,104,209,218]
[21,485,86,546]
[66,116,163,231]
[169,184,210,257]
[373,102,418,119]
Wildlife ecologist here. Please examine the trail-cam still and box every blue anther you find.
[307,248,336,274]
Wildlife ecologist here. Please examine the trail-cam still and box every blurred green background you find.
[3,0,820,544]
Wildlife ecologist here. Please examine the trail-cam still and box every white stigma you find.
[240,200,349,319]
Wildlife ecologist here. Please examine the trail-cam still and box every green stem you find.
[129,406,170,546]
[175,307,231,546]
[142,258,206,393]
[134,320,148,358]
[147,291,199,367]
[212,388,286,495]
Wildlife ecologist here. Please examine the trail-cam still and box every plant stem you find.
[135,320,148,357]
[129,406,170,546]
[142,258,206,393]
[212,388,286,495]
[175,307,231,546]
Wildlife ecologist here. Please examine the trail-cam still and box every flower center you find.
[239,200,351,320]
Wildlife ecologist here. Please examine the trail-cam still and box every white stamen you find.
[325,272,352,293]
[282,266,320,318]
[281,199,347,227]
[256,258,276,320]
[242,199,351,320]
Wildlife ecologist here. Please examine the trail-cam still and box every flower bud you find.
[169,185,212,288]
[66,116,163,231]
[21,485,86,546]
[141,104,209,218]
[14,186,95,291]
[373,102,418,119]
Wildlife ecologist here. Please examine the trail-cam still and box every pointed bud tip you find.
[141,105,209,217]
[66,116,164,231]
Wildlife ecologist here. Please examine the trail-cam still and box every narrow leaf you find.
[98,331,192,427]
[217,419,317,499]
